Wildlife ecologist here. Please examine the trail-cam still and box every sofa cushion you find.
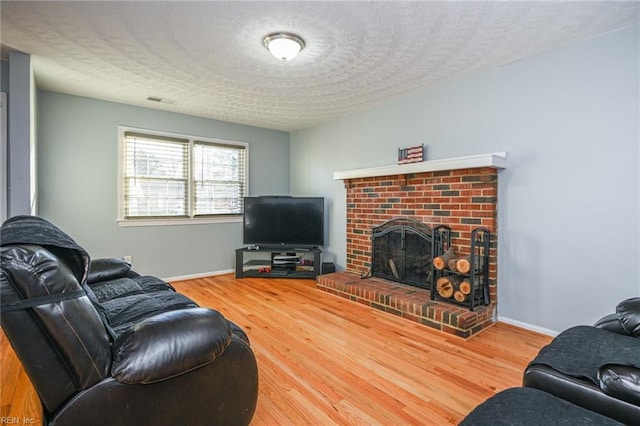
[89,277,145,301]
[87,257,132,284]
[89,274,176,302]
[460,387,623,425]
[112,308,231,384]
[101,291,198,336]
[136,275,176,293]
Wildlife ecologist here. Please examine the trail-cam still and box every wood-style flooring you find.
[1,274,552,425]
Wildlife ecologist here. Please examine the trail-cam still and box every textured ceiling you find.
[1,1,638,132]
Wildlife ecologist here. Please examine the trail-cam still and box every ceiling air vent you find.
[146,96,176,104]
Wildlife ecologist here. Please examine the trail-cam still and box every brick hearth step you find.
[316,272,496,339]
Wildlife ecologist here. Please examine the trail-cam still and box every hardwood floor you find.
[1,274,552,425]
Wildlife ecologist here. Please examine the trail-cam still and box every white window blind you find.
[121,129,247,220]
[193,141,246,215]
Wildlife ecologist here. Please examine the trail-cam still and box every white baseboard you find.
[163,269,234,282]
[498,316,560,337]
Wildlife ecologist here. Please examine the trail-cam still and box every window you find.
[119,127,247,224]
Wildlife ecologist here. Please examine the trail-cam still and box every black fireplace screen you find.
[371,218,432,289]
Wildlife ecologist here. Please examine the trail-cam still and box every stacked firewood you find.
[432,247,484,302]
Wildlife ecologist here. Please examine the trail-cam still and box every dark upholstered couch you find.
[523,297,640,425]
[461,297,640,425]
[0,216,258,426]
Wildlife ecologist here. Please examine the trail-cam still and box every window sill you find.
[117,216,242,227]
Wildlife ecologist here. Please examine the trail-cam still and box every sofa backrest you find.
[1,244,112,414]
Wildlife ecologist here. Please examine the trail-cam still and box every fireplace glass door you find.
[371,218,432,289]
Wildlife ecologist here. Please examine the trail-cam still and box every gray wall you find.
[7,51,36,217]
[290,25,639,333]
[37,91,290,278]
[1,59,8,222]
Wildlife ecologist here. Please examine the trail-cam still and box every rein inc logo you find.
[1,418,35,424]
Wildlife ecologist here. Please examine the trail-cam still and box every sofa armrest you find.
[594,313,630,335]
[598,364,640,407]
[617,297,640,337]
[87,257,132,284]
[594,298,640,337]
[112,308,231,384]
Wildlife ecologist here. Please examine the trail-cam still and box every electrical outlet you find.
[123,255,132,264]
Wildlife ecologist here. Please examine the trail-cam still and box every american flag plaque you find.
[398,144,425,164]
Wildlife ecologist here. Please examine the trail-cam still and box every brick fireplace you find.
[317,153,505,338]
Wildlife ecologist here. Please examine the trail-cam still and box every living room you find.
[1,2,639,425]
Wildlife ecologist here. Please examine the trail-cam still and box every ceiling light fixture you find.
[263,32,305,62]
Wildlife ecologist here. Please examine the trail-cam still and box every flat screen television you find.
[243,196,324,248]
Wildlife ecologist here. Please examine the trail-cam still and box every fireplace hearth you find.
[316,272,496,338]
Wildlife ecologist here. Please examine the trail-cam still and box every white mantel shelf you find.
[333,152,507,180]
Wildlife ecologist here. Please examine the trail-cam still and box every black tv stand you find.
[235,246,322,279]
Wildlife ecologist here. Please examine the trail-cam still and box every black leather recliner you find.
[0,215,258,426]
[523,297,640,425]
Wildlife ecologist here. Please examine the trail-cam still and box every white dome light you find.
[263,33,305,62]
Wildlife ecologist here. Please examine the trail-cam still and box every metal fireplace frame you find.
[370,217,433,289]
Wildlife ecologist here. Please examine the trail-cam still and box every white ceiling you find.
[1,1,638,132]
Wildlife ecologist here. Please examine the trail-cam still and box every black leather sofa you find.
[461,297,640,425]
[0,215,258,426]
[523,297,640,425]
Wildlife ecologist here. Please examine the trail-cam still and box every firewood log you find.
[436,275,461,299]
[459,279,472,295]
[454,290,469,303]
[388,259,399,278]
[455,256,485,274]
[455,256,471,274]
[447,258,459,272]
[433,247,456,270]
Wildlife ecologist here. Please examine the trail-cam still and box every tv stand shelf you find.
[235,247,322,279]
